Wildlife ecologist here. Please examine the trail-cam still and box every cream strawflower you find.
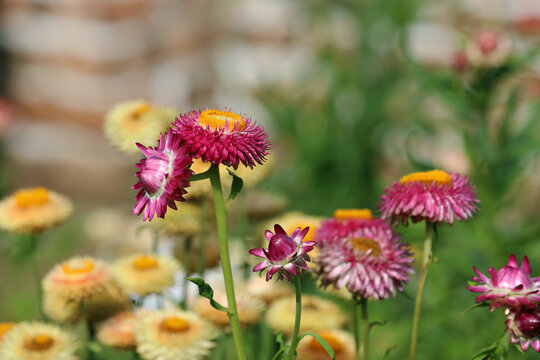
[113,253,180,296]
[0,322,78,360]
[135,310,218,360]
[247,275,293,304]
[0,187,72,234]
[0,323,16,343]
[156,203,203,237]
[296,329,356,360]
[266,295,347,336]
[97,311,137,349]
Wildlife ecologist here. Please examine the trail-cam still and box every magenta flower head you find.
[132,131,193,221]
[505,307,540,352]
[249,224,316,281]
[316,219,414,300]
[173,109,270,169]
[379,169,479,225]
[467,254,540,311]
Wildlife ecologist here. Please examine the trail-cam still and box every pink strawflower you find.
[249,224,316,281]
[316,219,414,300]
[132,131,192,221]
[173,109,270,169]
[467,255,540,312]
[505,307,540,352]
[379,169,479,225]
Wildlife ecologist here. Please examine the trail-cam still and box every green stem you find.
[198,199,208,276]
[29,235,44,320]
[208,164,246,360]
[181,237,193,309]
[360,298,369,360]
[285,276,302,360]
[409,221,434,360]
[353,300,360,360]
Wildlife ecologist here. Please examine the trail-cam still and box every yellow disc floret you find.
[399,169,452,186]
[131,102,151,119]
[160,317,190,333]
[198,110,246,132]
[24,334,54,351]
[62,259,95,275]
[14,187,50,208]
[350,238,382,258]
[132,255,159,271]
[309,331,344,353]
[333,209,373,221]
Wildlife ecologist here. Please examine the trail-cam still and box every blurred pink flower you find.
[505,307,540,352]
[379,170,479,225]
[249,224,316,281]
[465,29,512,68]
[468,255,540,311]
[173,109,270,169]
[132,131,192,221]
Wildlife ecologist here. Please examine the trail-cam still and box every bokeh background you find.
[1,0,540,359]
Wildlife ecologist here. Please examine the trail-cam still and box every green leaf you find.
[271,346,290,360]
[470,333,509,360]
[459,302,488,317]
[227,169,244,201]
[382,345,397,360]
[298,332,336,360]
[276,331,285,348]
[186,277,230,313]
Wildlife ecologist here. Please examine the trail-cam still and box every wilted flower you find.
[505,307,540,352]
[97,311,137,349]
[467,254,540,311]
[135,310,218,360]
[0,322,78,360]
[296,329,356,360]
[249,224,316,281]
[316,219,414,300]
[132,131,193,221]
[379,169,479,225]
[173,109,270,169]
[0,187,72,234]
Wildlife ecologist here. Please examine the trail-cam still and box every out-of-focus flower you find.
[135,310,218,360]
[231,154,275,188]
[113,253,180,296]
[194,287,264,327]
[0,322,78,360]
[247,275,293,304]
[173,109,270,169]
[379,170,479,225]
[505,307,540,352]
[245,191,288,221]
[42,257,129,323]
[266,295,347,336]
[132,131,193,221]
[97,311,137,349]
[465,30,512,68]
[0,187,72,235]
[0,323,16,343]
[296,329,356,360]
[467,254,540,311]
[316,219,414,300]
[315,209,375,246]
[451,51,470,72]
[0,98,15,135]
[173,236,221,274]
[156,203,203,237]
[103,100,174,154]
[249,224,316,281]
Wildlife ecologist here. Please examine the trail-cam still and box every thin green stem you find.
[181,237,193,309]
[190,169,213,182]
[409,221,434,360]
[29,235,44,320]
[352,300,360,360]
[208,164,246,360]
[360,298,369,360]
[198,199,208,276]
[285,276,302,360]
[151,231,159,253]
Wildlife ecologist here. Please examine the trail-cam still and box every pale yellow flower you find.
[97,311,137,349]
[247,275,293,304]
[296,329,356,360]
[0,323,16,343]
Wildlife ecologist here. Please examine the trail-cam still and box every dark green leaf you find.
[382,345,397,360]
[298,332,336,360]
[271,347,290,360]
[186,277,230,313]
[276,331,285,348]
[227,169,244,201]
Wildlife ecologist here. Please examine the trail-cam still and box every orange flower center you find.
[62,259,95,275]
[349,238,382,258]
[309,331,344,353]
[160,316,190,333]
[131,102,151,120]
[198,109,246,132]
[333,209,373,221]
[24,334,54,351]
[0,322,16,341]
[399,170,452,186]
[132,255,159,271]
[286,222,316,243]
[14,187,50,208]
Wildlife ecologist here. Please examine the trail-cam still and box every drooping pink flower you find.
[467,255,540,311]
[132,131,193,221]
[316,219,414,300]
[173,109,270,169]
[379,169,479,226]
[249,224,316,281]
[505,307,540,352]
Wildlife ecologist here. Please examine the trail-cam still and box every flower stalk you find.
[29,234,44,320]
[360,297,369,360]
[285,276,302,360]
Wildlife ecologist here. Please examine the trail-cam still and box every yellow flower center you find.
[399,170,452,186]
[160,316,190,333]
[286,222,316,243]
[62,259,95,275]
[131,102,151,120]
[349,238,382,258]
[198,109,246,132]
[14,187,50,208]
[132,255,159,271]
[309,331,344,353]
[0,322,16,341]
[333,209,373,221]
[25,334,54,351]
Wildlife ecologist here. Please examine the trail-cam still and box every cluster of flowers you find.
[468,255,540,352]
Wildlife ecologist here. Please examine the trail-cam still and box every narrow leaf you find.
[227,169,244,201]
[271,347,290,360]
[459,302,488,317]
[298,332,336,360]
[382,345,397,360]
[186,277,230,313]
